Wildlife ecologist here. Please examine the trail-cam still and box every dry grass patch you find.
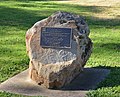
[55,0,120,19]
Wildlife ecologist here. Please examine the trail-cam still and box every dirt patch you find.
[55,0,120,19]
[56,0,120,7]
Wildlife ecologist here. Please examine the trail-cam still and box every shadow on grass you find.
[98,43,120,51]
[0,0,50,1]
[92,66,120,89]
[0,6,48,29]
[0,2,120,30]
[93,43,120,53]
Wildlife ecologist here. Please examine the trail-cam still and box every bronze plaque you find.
[40,27,72,48]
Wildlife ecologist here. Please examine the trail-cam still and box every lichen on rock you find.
[26,11,93,89]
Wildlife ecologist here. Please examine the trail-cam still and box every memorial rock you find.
[26,11,93,88]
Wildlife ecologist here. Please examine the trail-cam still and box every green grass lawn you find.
[0,0,120,97]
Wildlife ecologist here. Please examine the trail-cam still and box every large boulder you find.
[26,11,92,89]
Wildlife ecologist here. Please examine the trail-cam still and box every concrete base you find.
[0,68,110,97]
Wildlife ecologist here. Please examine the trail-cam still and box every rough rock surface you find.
[26,11,93,89]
